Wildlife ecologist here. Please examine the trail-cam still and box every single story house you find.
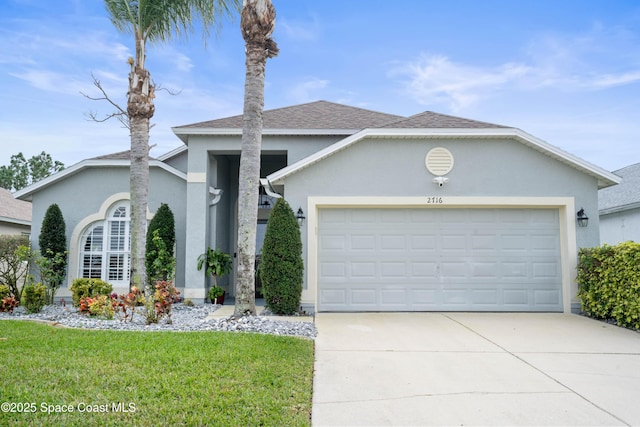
[599,163,639,245]
[0,187,31,236]
[15,100,620,313]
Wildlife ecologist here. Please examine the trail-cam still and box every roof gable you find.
[266,127,620,190]
[14,159,187,201]
[0,188,31,223]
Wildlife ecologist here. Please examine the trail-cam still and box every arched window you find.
[79,202,131,285]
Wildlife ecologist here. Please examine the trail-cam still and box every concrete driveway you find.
[312,313,640,426]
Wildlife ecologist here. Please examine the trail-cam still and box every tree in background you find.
[259,198,303,315]
[38,204,68,303]
[0,152,64,191]
[145,203,176,289]
[234,0,278,317]
[103,0,239,290]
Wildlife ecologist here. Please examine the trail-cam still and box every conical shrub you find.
[259,198,303,315]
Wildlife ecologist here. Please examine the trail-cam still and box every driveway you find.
[312,313,640,426]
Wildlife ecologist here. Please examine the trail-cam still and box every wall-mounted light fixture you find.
[296,207,306,227]
[577,208,589,227]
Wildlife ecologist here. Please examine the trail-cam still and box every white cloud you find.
[390,55,532,111]
[8,69,96,95]
[279,16,320,41]
[287,77,330,103]
[391,24,640,112]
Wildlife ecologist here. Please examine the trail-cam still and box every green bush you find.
[70,278,113,307]
[0,285,10,300]
[23,283,47,314]
[259,198,303,315]
[577,241,640,330]
[38,203,68,302]
[145,203,176,288]
[88,294,115,319]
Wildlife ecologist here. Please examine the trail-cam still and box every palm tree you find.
[104,0,239,289]
[234,0,278,317]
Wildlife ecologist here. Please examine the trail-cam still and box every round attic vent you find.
[425,147,454,176]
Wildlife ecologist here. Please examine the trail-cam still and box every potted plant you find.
[197,247,232,304]
[208,285,225,305]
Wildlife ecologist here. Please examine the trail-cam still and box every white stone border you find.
[304,196,577,313]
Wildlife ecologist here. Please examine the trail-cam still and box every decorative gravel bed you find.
[0,303,317,339]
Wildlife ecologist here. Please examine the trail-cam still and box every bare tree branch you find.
[81,73,130,129]
[155,82,182,97]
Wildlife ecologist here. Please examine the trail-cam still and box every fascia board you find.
[0,216,31,226]
[172,126,358,141]
[507,128,621,189]
[266,127,621,188]
[14,159,186,201]
[599,201,640,215]
[157,145,187,161]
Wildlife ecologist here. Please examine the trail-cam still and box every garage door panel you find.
[318,208,563,312]
[411,234,438,251]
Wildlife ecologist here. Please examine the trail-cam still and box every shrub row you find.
[577,241,640,330]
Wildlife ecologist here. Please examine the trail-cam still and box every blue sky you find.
[1,0,639,173]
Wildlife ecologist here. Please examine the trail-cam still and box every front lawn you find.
[0,320,314,426]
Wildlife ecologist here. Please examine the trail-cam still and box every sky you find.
[1,0,639,174]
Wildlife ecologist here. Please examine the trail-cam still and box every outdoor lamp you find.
[577,208,589,227]
[296,207,306,227]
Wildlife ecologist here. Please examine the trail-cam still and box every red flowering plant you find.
[113,286,146,323]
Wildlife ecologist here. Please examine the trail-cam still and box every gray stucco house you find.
[0,188,31,236]
[599,163,640,245]
[15,101,620,313]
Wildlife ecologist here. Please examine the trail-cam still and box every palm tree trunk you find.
[128,64,155,290]
[234,0,278,317]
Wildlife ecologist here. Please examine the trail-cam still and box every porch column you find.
[183,142,209,303]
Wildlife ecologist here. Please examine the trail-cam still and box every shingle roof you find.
[0,188,32,222]
[176,100,405,130]
[90,150,157,161]
[599,163,640,212]
[176,100,509,131]
[381,111,507,129]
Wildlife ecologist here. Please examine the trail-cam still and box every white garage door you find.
[317,208,562,312]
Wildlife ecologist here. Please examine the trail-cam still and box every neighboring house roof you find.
[599,163,640,214]
[0,187,32,226]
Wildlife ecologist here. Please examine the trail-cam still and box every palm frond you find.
[104,0,240,46]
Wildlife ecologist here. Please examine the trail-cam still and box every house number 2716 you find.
[426,197,444,204]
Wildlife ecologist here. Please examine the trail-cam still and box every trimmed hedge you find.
[259,198,303,315]
[577,241,640,330]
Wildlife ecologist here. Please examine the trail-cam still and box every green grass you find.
[0,320,314,426]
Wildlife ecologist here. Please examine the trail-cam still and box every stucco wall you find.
[600,208,640,245]
[29,165,186,295]
[284,137,599,244]
[0,222,30,236]
[280,136,601,304]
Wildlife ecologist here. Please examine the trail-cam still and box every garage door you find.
[317,208,562,312]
